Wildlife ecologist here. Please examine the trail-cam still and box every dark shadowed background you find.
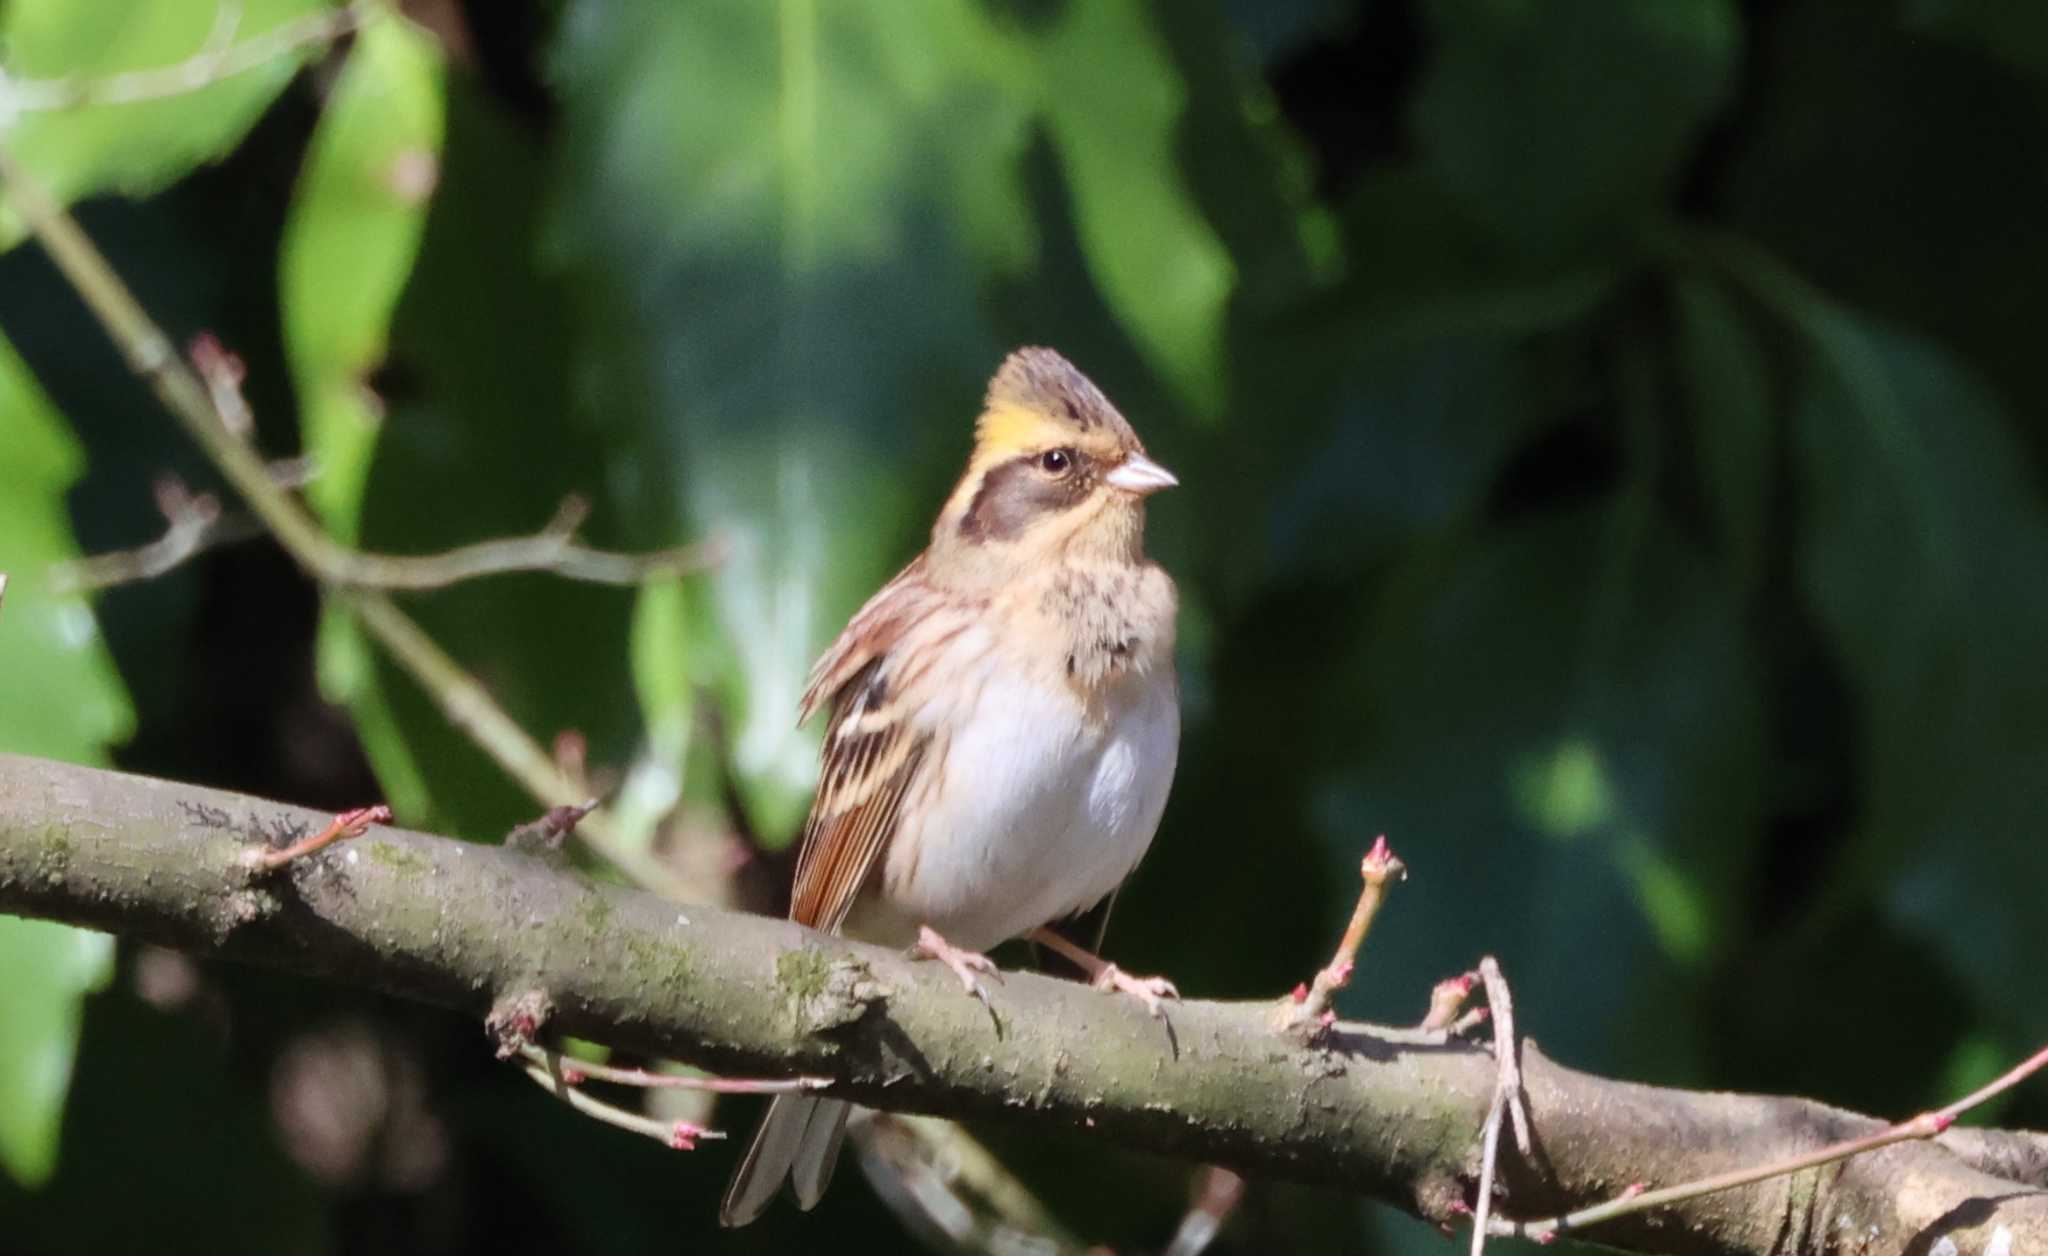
[1,1,2044,1253]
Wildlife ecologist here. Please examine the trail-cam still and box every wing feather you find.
[788,559,946,933]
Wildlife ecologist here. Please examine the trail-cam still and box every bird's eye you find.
[1040,448,1074,475]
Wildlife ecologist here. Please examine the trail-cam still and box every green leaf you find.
[275,10,446,829]
[1319,505,1762,1065]
[317,79,639,840]
[0,918,114,1186]
[1412,0,1740,252]
[1007,1,1236,411]
[1903,0,2048,77]
[545,2,1007,837]
[1785,306,2048,1033]
[1671,275,1774,599]
[0,0,330,247]
[0,333,132,1185]
[281,9,445,539]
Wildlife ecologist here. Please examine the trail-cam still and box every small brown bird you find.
[720,348,1182,1226]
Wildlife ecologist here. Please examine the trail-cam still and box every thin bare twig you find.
[512,1042,829,1095]
[337,588,700,901]
[1480,958,1532,1157]
[1468,957,1531,1256]
[522,1061,724,1150]
[0,142,717,906]
[1274,835,1405,1033]
[0,149,722,593]
[0,1,369,114]
[1490,1041,2048,1242]
[47,476,262,595]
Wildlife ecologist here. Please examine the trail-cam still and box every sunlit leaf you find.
[0,333,131,1185]
[0,0,331,247]
[281,8,444,538]
[278,10,445,828]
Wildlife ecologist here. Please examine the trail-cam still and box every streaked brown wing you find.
[788,660,932,931]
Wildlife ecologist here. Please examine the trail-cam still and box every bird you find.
[719,346,1182,1227]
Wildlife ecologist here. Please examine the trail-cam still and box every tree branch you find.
[1,753,2040,1256]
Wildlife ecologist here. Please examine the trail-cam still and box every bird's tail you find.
[718,1095,852,1227]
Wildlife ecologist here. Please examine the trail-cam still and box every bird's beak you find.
[1104,452,1178,496]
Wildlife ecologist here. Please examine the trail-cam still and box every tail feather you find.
[791,1099,851,1208]
[719,1095,852,1226]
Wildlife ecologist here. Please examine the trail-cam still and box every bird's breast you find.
[852,654,1179,951]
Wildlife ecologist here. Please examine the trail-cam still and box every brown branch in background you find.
[1274,835,1404,1033]
[854,1111,1090,1254]
[46,475,264,595]
[1164,1166,1246,1256]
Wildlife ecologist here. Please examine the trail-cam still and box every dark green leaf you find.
[1412,0,1739,252]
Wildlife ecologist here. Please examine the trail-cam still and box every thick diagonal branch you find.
[0,753,2040,1256]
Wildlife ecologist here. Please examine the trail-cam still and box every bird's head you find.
[931,348,1175,580]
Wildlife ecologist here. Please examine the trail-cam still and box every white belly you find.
[846,666,1179,951]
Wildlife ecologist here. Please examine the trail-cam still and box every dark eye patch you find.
[958,449,1096,543]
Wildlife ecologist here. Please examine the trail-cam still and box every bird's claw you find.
[911,925,1004,1008]
[1092,964,1178,1017]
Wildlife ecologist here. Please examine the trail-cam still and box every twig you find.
[513,1042,829,1095]
[47,476,263,595]
[1468,957,1530,1256]
[0,1,369,114]
[1490,1040,2048,1242]
[338,588,698,901]
[0,144,717,904]
[1274,835,1405,1032]
[0,149,722,592]
[1420,971,1479,1033]
[521,1061,724,1150]
[1480,958,1532,1156]
[242,804,389,871]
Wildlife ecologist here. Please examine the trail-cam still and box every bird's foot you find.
[1024,926,1179,1019]
[910,925,1003,1011]
[1090,964,1179,1018]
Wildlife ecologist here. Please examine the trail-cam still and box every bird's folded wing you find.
[789,660,933,933]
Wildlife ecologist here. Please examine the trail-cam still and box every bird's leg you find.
[1026,928,1178,1017]
[909,925,1003,1010]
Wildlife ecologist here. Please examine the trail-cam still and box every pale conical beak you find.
[1104,452,1178,496]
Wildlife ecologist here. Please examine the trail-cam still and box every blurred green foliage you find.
[1,1,2044,1253]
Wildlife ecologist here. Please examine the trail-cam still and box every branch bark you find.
[0,753,2040,1256]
